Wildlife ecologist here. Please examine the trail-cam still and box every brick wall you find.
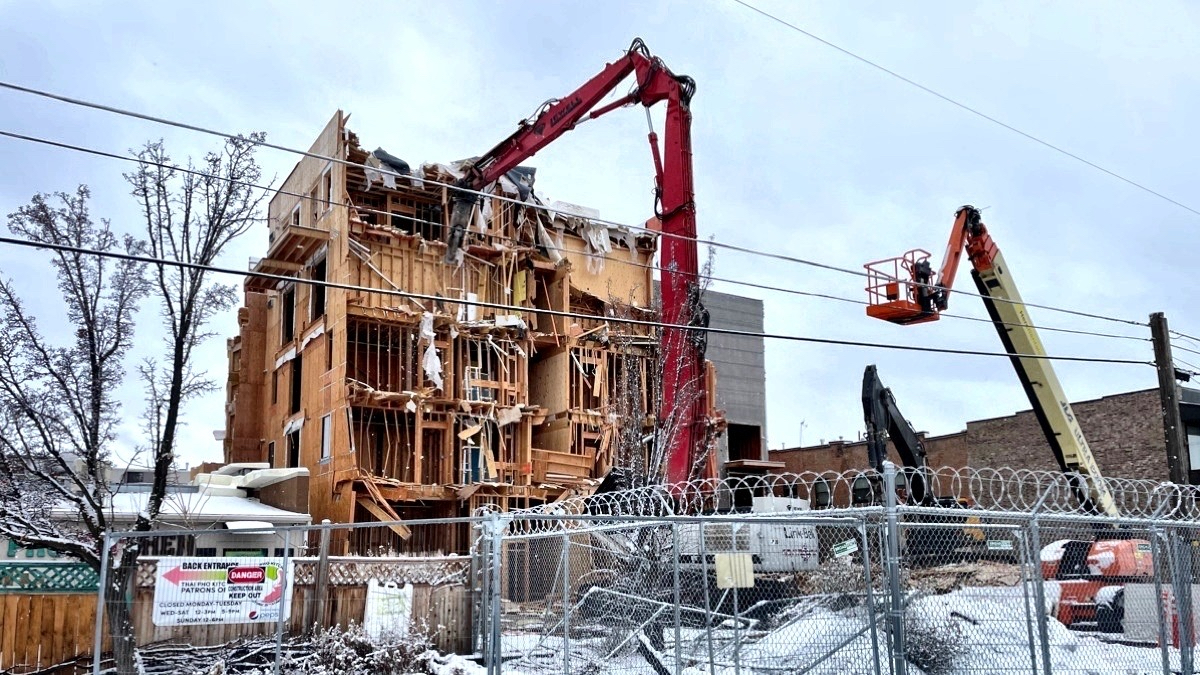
[965,388,1166,481]
[770,389,1168,481]
[772,431,969,474]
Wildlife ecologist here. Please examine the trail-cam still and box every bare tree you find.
[92,135,266,672]
[608,243,722,486]
[0,133,266,673]
[124,134,267,528]
[0,186,149,667]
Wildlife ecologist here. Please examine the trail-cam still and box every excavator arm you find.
[862,364,931,504]
[864,206,1118,518]
[444,39,709,484]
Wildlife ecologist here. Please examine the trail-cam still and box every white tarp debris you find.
[549,200,601,220]
[274,346,296,369]
[363,153,397,190]
[466,292,478,322]
[363,580,413,641]
[580,220,612,274]
[300,321,325,350]
[419,312,443,391]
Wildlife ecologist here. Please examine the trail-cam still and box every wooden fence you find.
[0,556,473,674]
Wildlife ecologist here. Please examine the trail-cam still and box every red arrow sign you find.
[162,566,227,586]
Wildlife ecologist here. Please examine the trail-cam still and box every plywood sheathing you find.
[223,112,669,552]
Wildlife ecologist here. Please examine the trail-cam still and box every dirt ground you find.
[908,560,1025,593]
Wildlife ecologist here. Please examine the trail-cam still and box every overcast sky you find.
[1,1,1196,467]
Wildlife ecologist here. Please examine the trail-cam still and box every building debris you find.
[224,111,664,554]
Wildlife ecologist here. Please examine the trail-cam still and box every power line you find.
[0,128,1152,347]
[1170,329,1200,349]
[1169,341,1200,360]
[0,80,1149,329]
[0,233,1153,367]
[0,80,875,277]
[0,127,872,316]
[1174,356,1200,375]
[730,0,1200,222]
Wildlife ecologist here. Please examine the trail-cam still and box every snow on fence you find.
[25,519,476,675]
[469,464,1200,674]
[39,469,1200,674]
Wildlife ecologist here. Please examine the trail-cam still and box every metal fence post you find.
[672,522,682,675]
[472,520,486,657]
[1183,529,1196,675]
[1016,533,1040,675]
[310,519,331,633]
[882,461,907,675]
[91,531,111,675]
[1027,494,1054,675]
[1172,526,1196,675]
[488,512,504,675]
[1150,525,1171,674]
[699,521,716,675]
[561,530,571,675]
[1148,487,1174,675]
[274,528,292,675]
[732,522,743,675]
[857,519,883,675]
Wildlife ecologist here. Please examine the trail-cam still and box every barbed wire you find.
[486,466,1200,535]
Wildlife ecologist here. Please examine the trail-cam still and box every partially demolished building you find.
[222,112,669,553]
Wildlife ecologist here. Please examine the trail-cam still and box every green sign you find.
[986,539,1014,551]
[832,539,859,558]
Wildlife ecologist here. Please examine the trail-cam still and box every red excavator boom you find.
[444,39,712,484]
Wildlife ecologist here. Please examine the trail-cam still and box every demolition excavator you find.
[862,364,982,558]
[862,364,955,507]
[864,205,1151,629]
[443,39,716,485]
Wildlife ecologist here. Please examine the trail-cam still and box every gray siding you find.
[703,290,766,431]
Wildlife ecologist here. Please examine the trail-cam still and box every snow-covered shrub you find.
[797,560,907,608]
[904,611,969,675]
[283,623,470,675]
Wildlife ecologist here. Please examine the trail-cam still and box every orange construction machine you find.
[864,206,1151,630]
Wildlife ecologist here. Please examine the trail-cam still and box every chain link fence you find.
[474,464,1200,674]
[91,518,480,674]
[81,466,1200,674]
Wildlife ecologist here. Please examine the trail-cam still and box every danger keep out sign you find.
[152,557,293,626]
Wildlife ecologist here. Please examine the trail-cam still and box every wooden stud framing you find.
[224,113,672,554]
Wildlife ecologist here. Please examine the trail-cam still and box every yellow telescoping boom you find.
[863,205,1118,518]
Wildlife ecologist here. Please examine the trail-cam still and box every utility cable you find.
[730,0,1200,222]
[1170,329,1200,349]
[0,233,1153,367]
[0,128,872,322]
[0,80,871,277]
[0,127,1151,346]
[1174,356,1200,375]
[0,81,1149,328]
[1169,341,1200,360]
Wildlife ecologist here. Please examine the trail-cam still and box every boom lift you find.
[863,205,1119,519]
[444,39,714,484]
[864,205,1153,629]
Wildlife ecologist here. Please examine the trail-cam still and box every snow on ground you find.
[500,586,1177,674]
